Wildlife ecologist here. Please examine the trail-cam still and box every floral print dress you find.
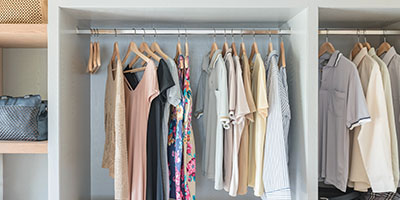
[168,55,196,200]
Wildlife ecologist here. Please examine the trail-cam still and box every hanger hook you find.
[153,28,157,42]
[96,28,99,40]
[357,29,360,43]
[253,29,256,42]
[363,30,367,43]
[279,28,282,42]
[185,29,188,43]
[213,28,216,43]
[241,29,244,43]
[231,29,234,42]
[224,29,227,43]
[141,28,146,42]
[114,28,117,38]
[269,29,272,43]
[177,29,181,42]
[132,28,136,41]
[325,28,329,43]
[384,30,387,43]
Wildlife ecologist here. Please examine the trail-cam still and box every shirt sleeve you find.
[216,58,230,129]
[257,62,269,119]
[194,71,206,119]
[166,62,181,107]
[346,65,371,130]
[146,64,160,103]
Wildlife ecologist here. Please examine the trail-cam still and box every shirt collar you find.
[382,46,397,65]
[319,50,341,68]
[352,47,368,66]
[368,47,377,57]
[201,51,211,72]
[210,49,222,69]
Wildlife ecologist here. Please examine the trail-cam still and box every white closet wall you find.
[2,48,48,200]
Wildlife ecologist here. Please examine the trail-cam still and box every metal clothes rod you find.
[319,29,400,35]
[76,28,291,35]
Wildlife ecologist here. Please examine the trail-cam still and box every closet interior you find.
[50,6,315,200]
[318,7,400,199]
[0,17,48,200]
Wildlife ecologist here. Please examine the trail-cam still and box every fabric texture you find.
[349,48,395,193]
[261,51,291,199]
[125,60,159,200]
[318,51,370,192]
[279,66,291,161]
[381,47,400,187]
[369,48,399,189]
[223,48,235,192]
[146,59,175,200]
[161,57,182,200]
[248,53,268,196]
[181,55,196,199]
[228,55,250,196]
[103,58,129,200]
[237,53,256,195]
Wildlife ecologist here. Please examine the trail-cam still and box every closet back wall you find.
[2,48,48,200]
[90,27,281,200]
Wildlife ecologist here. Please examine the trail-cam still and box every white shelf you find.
[0,140,48,154]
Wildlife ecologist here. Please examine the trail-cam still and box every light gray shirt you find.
[195,50,229,189]
[381,47,400,186]
[161,57,181,200]
[318,51,370,192]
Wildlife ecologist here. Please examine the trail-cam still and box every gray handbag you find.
[0,95,48,141]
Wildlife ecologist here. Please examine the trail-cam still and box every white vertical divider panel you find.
[57,10,91,200]
[286,5,318,200]
[48,0,60,199]
[0,48,2,200]
[48,3,92,200]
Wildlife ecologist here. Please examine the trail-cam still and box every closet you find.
[0,16,48,200]
[43,1,400,200]
[48,4,314,200]
[318,7,400,199]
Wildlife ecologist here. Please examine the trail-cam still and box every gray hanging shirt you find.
[318,51,370,192]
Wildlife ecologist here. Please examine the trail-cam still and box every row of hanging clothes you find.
[194,31,292,199]
[100,29,195,200]
[89,28,292,200]
[318,32,400,200]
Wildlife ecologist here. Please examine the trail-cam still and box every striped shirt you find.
[262,51,291,200]
[279,66,291,162]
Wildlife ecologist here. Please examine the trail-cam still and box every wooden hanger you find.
[230,29,238,56]
[232,42,238,57]
[129,42,158,68]
[94,29,101,73]
[110,42,121,73]
[209,29,218,60]
[249,31,259,63]
[268,32,273,53]
[377,36,391,56]
[92,39,98,71]
[222,30,229,55]
[318,33,336,57]
[121,41,150,69]
[150,28,169,60]
[351,42,364,59]
[87,40,94,73]
[239,31,246,58]
[363,36,371,51]
[184,29,189,58]
[279,37,286,68]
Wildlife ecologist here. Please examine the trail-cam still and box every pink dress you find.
[125,60,159,200]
